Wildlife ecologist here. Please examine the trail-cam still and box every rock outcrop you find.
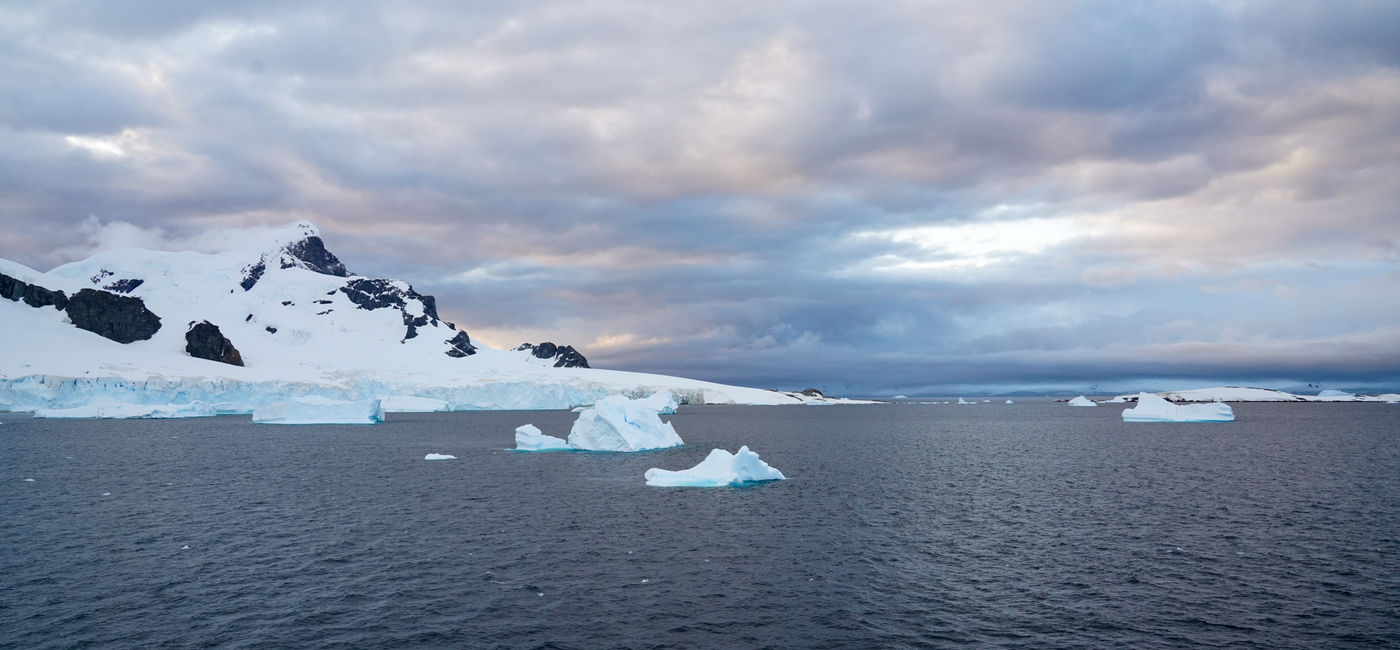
[0,272,68,310]
[516,342,589,368]
[445,331,477,357]
[64,288,162,343]
[338,278,443,341]
[185,321,244,366]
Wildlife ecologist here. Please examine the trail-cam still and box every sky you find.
[2,0,1398,395]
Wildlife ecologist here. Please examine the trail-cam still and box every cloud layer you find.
[3,1,1398,393]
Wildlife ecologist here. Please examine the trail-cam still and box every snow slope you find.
[0,223,804,414]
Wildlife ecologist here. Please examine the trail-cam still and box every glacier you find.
[567,394,684,452]
[644,446,786,487]
[514,424,570,451]
[1122,393,1234,423]
[381,396,450,412]
[34,401,217,419]
[1067,395,1097,407]
[252,396,385,425]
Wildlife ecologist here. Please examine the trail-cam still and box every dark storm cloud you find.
[1,0,1397,392]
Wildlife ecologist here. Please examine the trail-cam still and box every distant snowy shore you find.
[1108,387,1400,403]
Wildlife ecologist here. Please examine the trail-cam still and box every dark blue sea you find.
[3,400,1398,649]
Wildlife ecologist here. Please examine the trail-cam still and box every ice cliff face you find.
[0,222,806,414]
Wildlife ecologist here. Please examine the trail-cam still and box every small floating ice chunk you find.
[644,446,786,487]
[514,424,570,451]
[181,545,190,550]
[568,395,684,452]
[1122,392,1234,423]
[1067,395,1097,407]
[23,478,35,482]
[252,396,384,425]
[101,492,111,496]
[424,453,457,461]
[956,397,971,405]
[1005,400,1014,404]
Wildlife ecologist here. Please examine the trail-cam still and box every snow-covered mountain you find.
[0,222,810,414]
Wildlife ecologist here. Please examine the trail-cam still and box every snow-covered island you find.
[0,222,858,417]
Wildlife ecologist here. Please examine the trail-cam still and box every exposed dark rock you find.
[338,277,447,342]
[516,342,589,368]
[446,331,477,357]
[265,326,277,334]
[281,301,293,306]
[64,288,161,343]
[90,269,113,283]
[185,321,244,366]
[317,309,332,315]
[0,272,69,310]
[103,278,144,293]
[798,388,825,398]
[245,313,253,321]
[284,236,348,277]
[240,261,265,291]
[314,299,332,304]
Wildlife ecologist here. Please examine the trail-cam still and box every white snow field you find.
[251,396,385,425]
[1122,393,1234,423]
[0,222,817,417]
[424,453,457,461]
[513,424,570,451]
[567,394,684,452]
[1067,396,1097,407]
[633,390,680,414]
[644,446,787,487]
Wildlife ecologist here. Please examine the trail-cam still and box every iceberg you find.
[956,397,971,405]
[1005,399,1014,404]
[380,396,450,412]
[252,396,384,425]
[33,401,216,419]
[1122,392,1234,423]
[644,446,786,487]
[514,424,570,451]
[424,453,456,460]
[633,390,680,414]
[1067,395,1096,407]
[567,394,684,452]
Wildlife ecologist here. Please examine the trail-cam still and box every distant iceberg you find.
[644,446,786,487]
[568,394,683,452]
[252,396,384,425]
[514,424,570,451]
[1005,399,1014,404]
[381,396,450,412]
[956,397,972,405]
[1102,396,1128,404]
[33,401,216,419]
[1122,393,1234,423]
[1067,396,1096,407]
[424,453,456,460]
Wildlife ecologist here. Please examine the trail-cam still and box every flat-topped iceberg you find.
[252,396,384,425]
[424,453,456,460]
[514,423,570,451]
[1067,395,1096,407]
[568,394,683,452]
[644,446,786,487]
[1122,392,1234,423]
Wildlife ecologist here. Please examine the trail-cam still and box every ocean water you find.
[2,401,1397,649]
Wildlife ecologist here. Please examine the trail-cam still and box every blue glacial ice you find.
[252,396,385,425]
